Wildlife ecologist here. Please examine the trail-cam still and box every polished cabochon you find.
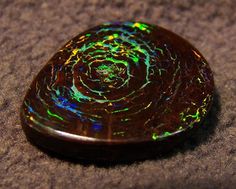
[21,22,214,161]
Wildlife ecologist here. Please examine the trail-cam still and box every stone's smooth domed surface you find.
[21,21,214,161]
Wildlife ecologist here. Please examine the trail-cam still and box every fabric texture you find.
[0,0,235,188]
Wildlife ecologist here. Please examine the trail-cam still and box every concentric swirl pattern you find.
[21,22,214,142]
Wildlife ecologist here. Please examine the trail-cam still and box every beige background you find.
[0,0,235,188]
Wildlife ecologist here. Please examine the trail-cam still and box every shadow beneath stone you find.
[31,90,221,168]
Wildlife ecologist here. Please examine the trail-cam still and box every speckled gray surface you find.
[0,0,236,188]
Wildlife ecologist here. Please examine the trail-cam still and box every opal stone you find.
[21,21,214,161]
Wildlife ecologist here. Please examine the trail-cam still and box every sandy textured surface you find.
[0,0,235,188]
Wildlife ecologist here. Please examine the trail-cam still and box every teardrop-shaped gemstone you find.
[21,21,214,161]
